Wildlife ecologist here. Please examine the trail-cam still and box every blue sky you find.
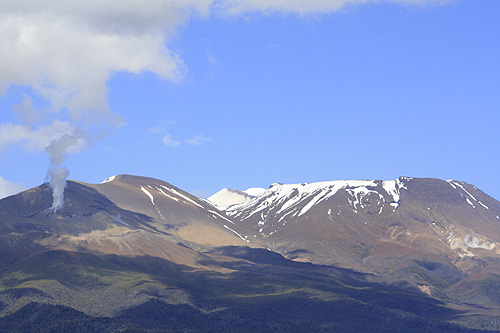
[0,0,499,200]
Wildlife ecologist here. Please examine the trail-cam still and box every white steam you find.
[46,167,70,212]
[43,131,89,211]
[45,132,89,166]
[0,120,90,210]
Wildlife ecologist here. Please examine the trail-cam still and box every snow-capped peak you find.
[225,179,408,220]
[208,188,256,209]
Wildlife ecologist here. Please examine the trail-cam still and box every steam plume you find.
[44,131,89,212]
[46,167,69,212]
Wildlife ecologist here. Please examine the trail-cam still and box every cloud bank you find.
[0,1,198,122]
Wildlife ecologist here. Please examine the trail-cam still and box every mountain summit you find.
[208,187,266,208]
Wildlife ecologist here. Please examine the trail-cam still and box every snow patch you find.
[453,182,478,202]
[101,175,116,183]
[466,198,476,208]
[298,189,335,217]
[140,186,155,205]
[478,201,489,209]
[278,210,294,223]
[244,187,266,197]
[345,186,383,212]
[156,187,179,201]
[382,179,405,203]
[162,186,204,208]
[223,225,249,242]
[208,210,235,224]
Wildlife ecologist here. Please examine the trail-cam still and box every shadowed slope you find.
[0,248,475,332]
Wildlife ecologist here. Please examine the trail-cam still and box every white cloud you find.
[162,133,181,148]
[213,0,454,15]
[185,134,212,146]
[0,176,26,199]
[0,121,89,154]
[0,12,186,123]
[0,0,451,123]
[0,1,212,173]
[13,96,43,127]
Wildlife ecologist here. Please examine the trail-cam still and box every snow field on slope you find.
[226,179,407,220]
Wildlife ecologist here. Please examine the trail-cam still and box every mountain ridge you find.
[1,174,500,330]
